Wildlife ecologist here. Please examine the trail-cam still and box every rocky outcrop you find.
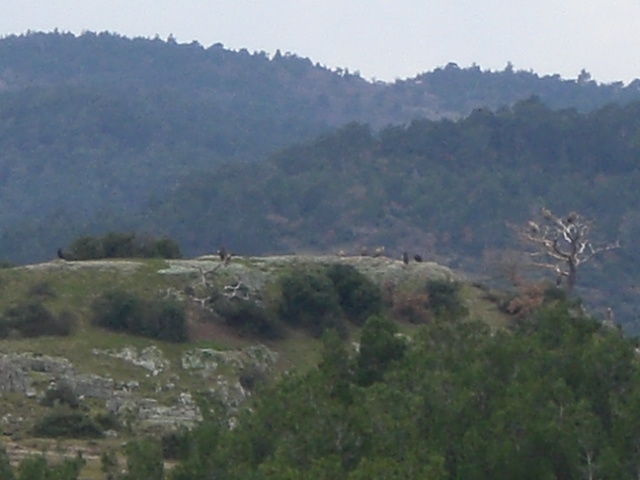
[181,344,279,374]
[0,343,279,433]
[91,345,169,376]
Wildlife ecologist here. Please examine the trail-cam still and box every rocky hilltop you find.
[0,254,505,469]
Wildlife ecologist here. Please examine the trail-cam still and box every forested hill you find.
[2,32,640,326]
[0,32,639,240]
[129,98,640,330]
[2,32,640,123]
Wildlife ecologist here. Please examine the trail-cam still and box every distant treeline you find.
[60,232,182,260]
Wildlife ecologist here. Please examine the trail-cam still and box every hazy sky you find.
[1,0,639,83]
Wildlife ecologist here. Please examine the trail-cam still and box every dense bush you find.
[91,290,145,333]
[31,411,104,439]
[213,297,284,339]
[144,300,189,342]
[0,301,77,338]
[424,279,468,320]
[355,316,407,386]
[325,264,383,325]
[15,453,85,480]
[278,267,345,338]
[65,232,182,260]
[162,430,191,461]
[91,289,188,342]
[94,411,121,431]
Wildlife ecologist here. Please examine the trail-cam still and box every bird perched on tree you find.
[567,211,577,224]
[402,252,409,264]
[528,221,540,234]
[413,254,423,262]
[541,207,553,220]
[217,246,226,261]
[57,248,66,260]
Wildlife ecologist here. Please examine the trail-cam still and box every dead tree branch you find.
[520,208,619,293]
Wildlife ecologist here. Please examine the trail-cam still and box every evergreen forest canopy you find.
[1,31,640,327]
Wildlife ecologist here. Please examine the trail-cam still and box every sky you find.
[1,0,640,84]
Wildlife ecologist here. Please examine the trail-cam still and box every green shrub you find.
[3,301,75,337]
[143,236,183,259]
[101,231,137,258]
[91,290,145,333]
[67,235,105,260]
[161,430,191,461]
[325,264,383,325]
[31,411,104,439]
[94,411,121,431]
[144,300,188,342]
[278,267,345,338]
[65,231,182,260]
[355,316,407,386]
[424,279,468,321]
[213,297,284,339]
[91,290,188,342]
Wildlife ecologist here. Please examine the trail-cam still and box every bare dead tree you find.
[521,207,619,293]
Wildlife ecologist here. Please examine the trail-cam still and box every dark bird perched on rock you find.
[57,248,66,260]
[217,246,227,261]
[402,252,409,264]
[413,254,423,262]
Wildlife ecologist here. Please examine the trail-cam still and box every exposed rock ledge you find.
[0,343,279,432]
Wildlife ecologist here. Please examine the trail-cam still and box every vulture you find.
[402,252,409,265]
[414,254,423,262]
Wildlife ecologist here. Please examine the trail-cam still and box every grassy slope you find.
[0,256,510,476]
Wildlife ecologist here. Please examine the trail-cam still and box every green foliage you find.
[213,297,284,340]
[123,439,165,480]
[164,298,640,479]
[423,279,468,321]
[94,411,121,432]
[0,301,77,338]
[143,300,189,343]
[91,289,187,342]
[276,264,384,337]
[0,444,15,480]
[325,264,383,326]
[15,453,85,480]
[278,267,345,338]
[66,232,182,260]
[66,235,104,260]
[161,430,191,461]
[354,316,407,387]
[31,411,104,439]
[91,290,145,333]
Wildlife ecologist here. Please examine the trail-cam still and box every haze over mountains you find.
[2,31,640,329]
